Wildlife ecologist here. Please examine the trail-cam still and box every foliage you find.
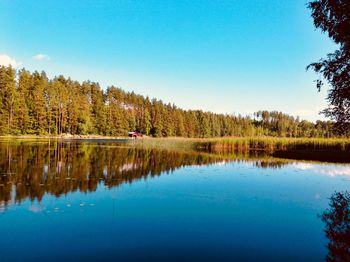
[0,66,343,138]
[321,191,350,261]
[307,0,350,135]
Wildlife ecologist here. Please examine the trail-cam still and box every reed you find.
[201,137,350,151]
[128,136,350,152]
[127,137,199,150]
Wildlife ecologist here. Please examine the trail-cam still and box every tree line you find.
[0,65,339,138]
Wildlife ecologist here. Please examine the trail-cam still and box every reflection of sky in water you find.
[293,162,350,177]
[1,158,350,261]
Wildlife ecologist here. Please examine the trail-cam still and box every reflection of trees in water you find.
[321,191,350,262]
[0,141,297,206]
[202,148,290,169]
[253,160,288,169]
[202,143,350,164]
[0,141,224,205]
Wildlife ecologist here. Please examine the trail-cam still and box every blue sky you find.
[0,0,336,121]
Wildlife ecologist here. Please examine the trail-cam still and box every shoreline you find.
[0,135,348,142]
[0,135,349,151]
[0,134,129,139]
[0,135,349,163]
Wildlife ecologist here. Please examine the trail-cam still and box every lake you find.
[0,140,349,261]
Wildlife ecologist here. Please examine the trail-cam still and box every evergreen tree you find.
[17,69,32,134]
[0,65,342,138]
[0,66,18,134]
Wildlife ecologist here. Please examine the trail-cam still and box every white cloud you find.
[28,205,43,213]
[0,54,20,68]
[293,163,350,177]
[33,53,50,61]
[319,167,350,177]
[293,162,313,170]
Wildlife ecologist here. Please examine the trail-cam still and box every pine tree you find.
[0,66,18,134]
[17,69,32,134]
[30,71,48,134]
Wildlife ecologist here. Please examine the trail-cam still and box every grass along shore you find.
[0,135,349,152]
[129,137,350,163]
[128,136,350,152]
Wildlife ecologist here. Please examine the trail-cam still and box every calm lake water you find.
[0,140,349,261]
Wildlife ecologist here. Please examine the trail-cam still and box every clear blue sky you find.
[0,0,336,121]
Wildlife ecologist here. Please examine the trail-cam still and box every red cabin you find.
[128,131,143,138]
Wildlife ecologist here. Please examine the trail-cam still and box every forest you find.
[0,65,338,138]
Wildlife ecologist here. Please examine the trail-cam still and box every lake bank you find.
[127,136,350,150]
[0,134,128,139]
[1,136,349,163]
[127,137,350,163]
[1,135,349,151]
